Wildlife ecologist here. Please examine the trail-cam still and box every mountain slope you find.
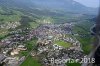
[32,0,98,14]
[0,0,98,14]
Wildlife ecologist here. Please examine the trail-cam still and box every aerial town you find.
[0,0,98,66]
[0,23,86,66]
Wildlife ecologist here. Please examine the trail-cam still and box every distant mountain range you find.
[0,0,98,15]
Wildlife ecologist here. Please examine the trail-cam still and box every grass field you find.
[76,36,92,54]
[66,63,81,66]
[73,23,93,54]
[20,55,42,66]
[24,37,38,51]
[19,51,28,57]
[20,38,41,66]
[55,40,72,48]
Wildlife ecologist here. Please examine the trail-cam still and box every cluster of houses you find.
[42,44,85,66]
[10,45,27,56]
[0,42,26,66]
[34,24,82,51]
[0,28,32,66]
[28,24,84,66]
[0,22,21,29]
[0,49,26,66]
[0,23,85,66]
[34,24,72,39]
[0,54,25,66]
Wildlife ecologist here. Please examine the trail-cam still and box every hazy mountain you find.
[31,0,98,14]
[0,0,35,9]
[0,0,98,15]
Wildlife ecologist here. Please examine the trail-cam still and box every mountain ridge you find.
[0,0,98,15]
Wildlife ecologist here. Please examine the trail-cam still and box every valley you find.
[0,0,97,66]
